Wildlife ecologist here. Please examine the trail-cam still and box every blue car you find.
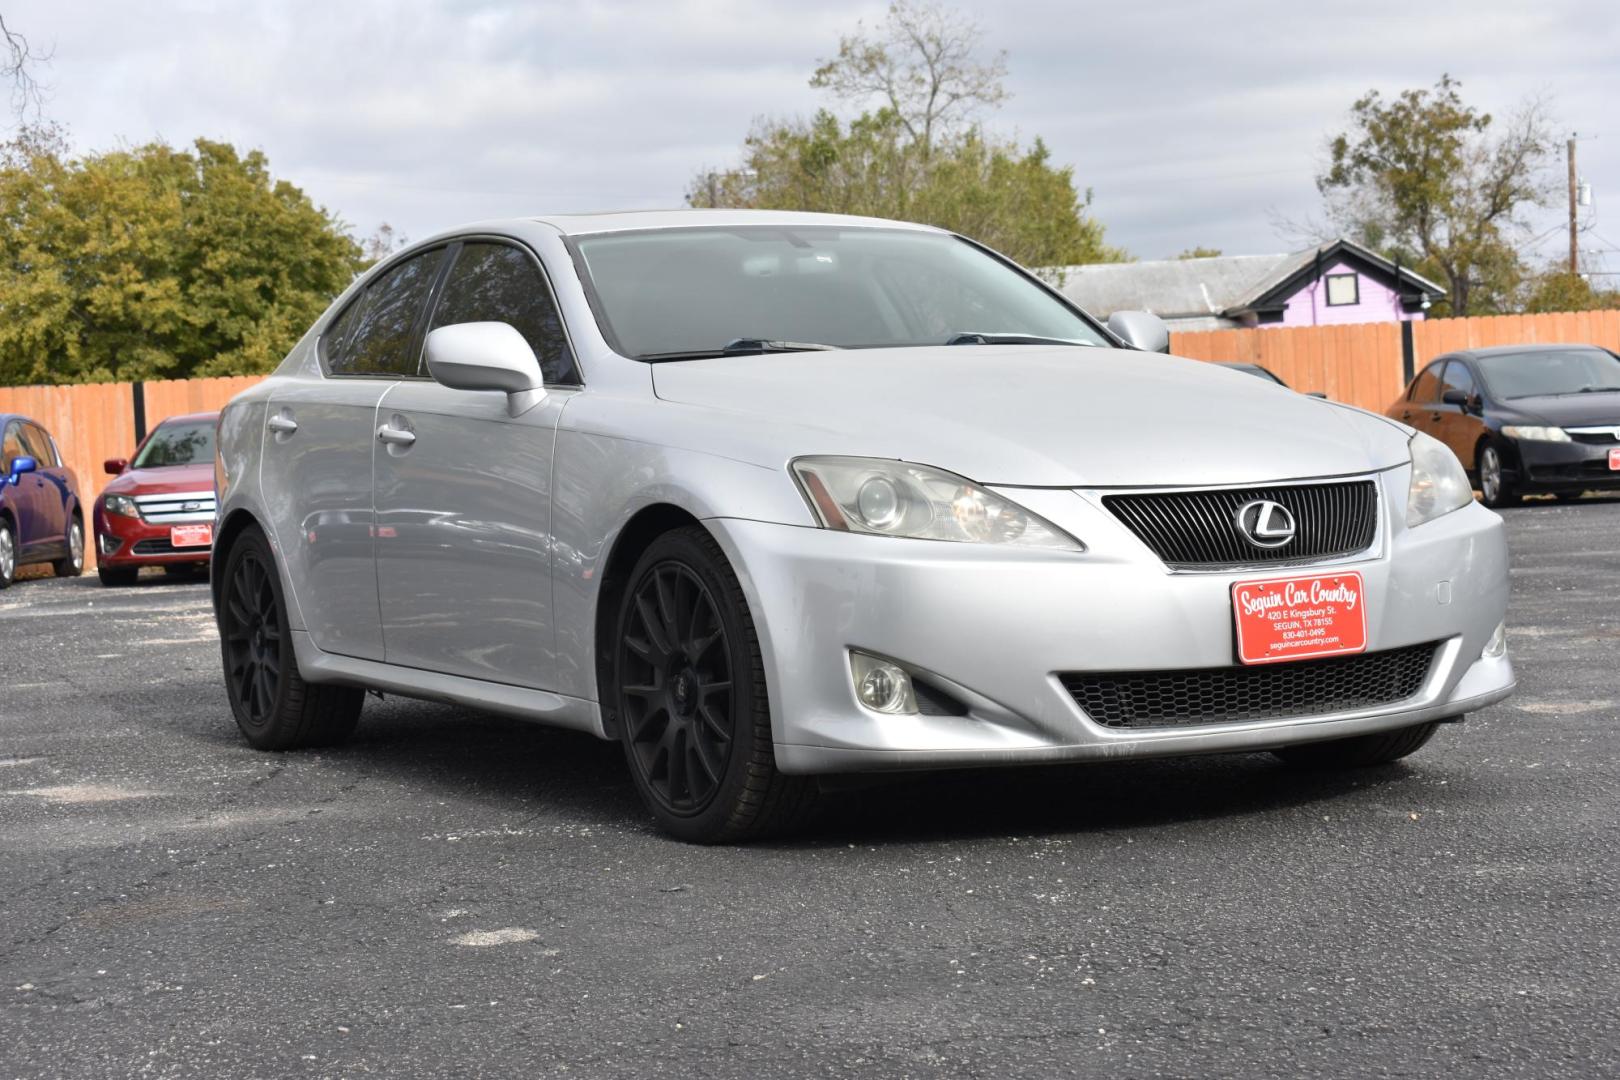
[1,413,86,588]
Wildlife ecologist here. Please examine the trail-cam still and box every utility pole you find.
[1568,135,1579,275]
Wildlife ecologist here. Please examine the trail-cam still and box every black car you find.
[1389,344,1620,507]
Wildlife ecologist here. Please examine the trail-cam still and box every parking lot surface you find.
[2,500,1618,1079]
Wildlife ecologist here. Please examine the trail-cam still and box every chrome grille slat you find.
[133,489,216,524]
[1102,480,1378,569]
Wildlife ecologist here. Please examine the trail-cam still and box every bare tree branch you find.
[1,13,49,121]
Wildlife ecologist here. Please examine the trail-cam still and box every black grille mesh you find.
[1103,480,1378,568]
[1061,643,1437,728]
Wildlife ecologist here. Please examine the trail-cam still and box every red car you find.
[93,411,218,586]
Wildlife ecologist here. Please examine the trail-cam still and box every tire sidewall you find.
[612,529,767,841]
[0,518,15,589]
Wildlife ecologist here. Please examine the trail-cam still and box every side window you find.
[20,424,59,467]
[327,248,445,377]
[1409,363,1443,403]
[428,242,579,385]
[1,423,22,473]
[1440,361,1475,399]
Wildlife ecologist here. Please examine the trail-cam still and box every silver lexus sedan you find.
[213,210,1514,842]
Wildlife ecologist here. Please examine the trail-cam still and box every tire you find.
[0,517,15,590]
[611,525,814,843]
[217,525,363,750]
[1477,442,1520,509]
[98,566,138,587]
[52,513,85,577]
[1272,721,1441,770]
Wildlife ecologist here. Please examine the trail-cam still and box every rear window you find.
[134,422,215,468]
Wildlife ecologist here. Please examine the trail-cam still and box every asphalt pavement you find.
[1,499,1617,1079]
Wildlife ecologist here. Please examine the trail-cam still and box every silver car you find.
[213,210,1514,842]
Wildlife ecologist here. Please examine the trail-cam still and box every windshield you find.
[1475,348,1620,399]
[133,421,214,468]
[570,226,1109,359]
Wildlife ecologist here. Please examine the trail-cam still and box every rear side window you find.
[428,242,578,385]
[1408,364,1442,403]
[19,423,58,467]
[325,249,446,377]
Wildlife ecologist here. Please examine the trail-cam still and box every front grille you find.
[1103,480,1378,569]
[1567,429,1620,445]
[133,490,216,524]
[1061,642,1438,729]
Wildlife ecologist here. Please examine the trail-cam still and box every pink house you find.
[1055,239,1447,332]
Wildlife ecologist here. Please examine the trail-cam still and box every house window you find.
[1324,272,1359,307]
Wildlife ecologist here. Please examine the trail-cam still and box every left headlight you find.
[103,494,141,519]
[1500,425,1570,443]
[791,456,1083,550]
[1406,431,1474,527]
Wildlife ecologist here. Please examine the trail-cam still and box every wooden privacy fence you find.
[0,375,261,569]
[1169,308,1620,413]
[1,307,1617,567]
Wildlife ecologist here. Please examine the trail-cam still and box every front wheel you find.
[52,514,85,577]
[1272,721,1441,769]
[1477,443,1520,509]
[218,526,363,750]
[612,526,814,843]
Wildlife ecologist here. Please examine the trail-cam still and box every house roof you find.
[1053,239,1448,321]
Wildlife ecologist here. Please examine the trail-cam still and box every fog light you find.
[1483,620,1507,659]
[850,651,918,715]
[98,533,121,556]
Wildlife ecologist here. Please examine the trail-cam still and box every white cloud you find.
[8,0,1619,266]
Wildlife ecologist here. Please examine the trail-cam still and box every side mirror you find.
[424,322,547,417]
[104,458,128,475]
[1441,388,1468,407]
[1106,310,1171,354]
[7,455,36,484]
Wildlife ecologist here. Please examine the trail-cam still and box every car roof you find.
[525,208,947,238]
[153,411,220,425]
[1446,343,1610,362]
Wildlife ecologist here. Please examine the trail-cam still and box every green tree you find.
[690,2,1124,268]
[1524,270,1620,313]
[1317,75,1554,316]
[1177,247,1222,259]
[0,132,365,385]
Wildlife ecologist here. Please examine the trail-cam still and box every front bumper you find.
[94,508,213,567]
[710,468,1513,774]
[1512,436,1620,491]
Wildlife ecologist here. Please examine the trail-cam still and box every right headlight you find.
[1406,431,1474,527]
[790,456,1083,550]
[103,494,141,519]
[1500,425,1570,443]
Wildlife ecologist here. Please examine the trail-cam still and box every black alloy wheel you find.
[619,559,735,815]
[217,526,362,750]
[221,545,284,729]
[612,526,813,843]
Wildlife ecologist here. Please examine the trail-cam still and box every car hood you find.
[102,462,215,497]
[651,346,1411,487]
[1499,393,1620,427]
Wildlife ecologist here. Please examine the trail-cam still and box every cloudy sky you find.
[8,0,1619,269]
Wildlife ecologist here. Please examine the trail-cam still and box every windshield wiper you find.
[638,338,843,362]
[946,332,1095,347]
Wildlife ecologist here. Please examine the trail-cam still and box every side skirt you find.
[290,630,607,739]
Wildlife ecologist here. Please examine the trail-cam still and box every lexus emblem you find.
[1235,499,1297,549]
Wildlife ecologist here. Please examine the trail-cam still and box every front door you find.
[2,420,47,554]
[372,238,582,688]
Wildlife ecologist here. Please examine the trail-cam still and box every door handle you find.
[267,415,298,434]
[377,424,416,447]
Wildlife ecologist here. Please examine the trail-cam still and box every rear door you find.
[260,247,447,662]
[373,239,579,688]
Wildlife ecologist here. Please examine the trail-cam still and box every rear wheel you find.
[612,526,814,843]
[0,518,15,589]
[218,525,362,750]
[1477,443,1520,508]
[51,514,84,577]
[98,565,138,587]
[1272,721,1441,769]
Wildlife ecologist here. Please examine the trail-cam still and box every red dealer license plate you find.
[170,523,213,549]
[1609,447,1620,470]
[1232,571,1367,665]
